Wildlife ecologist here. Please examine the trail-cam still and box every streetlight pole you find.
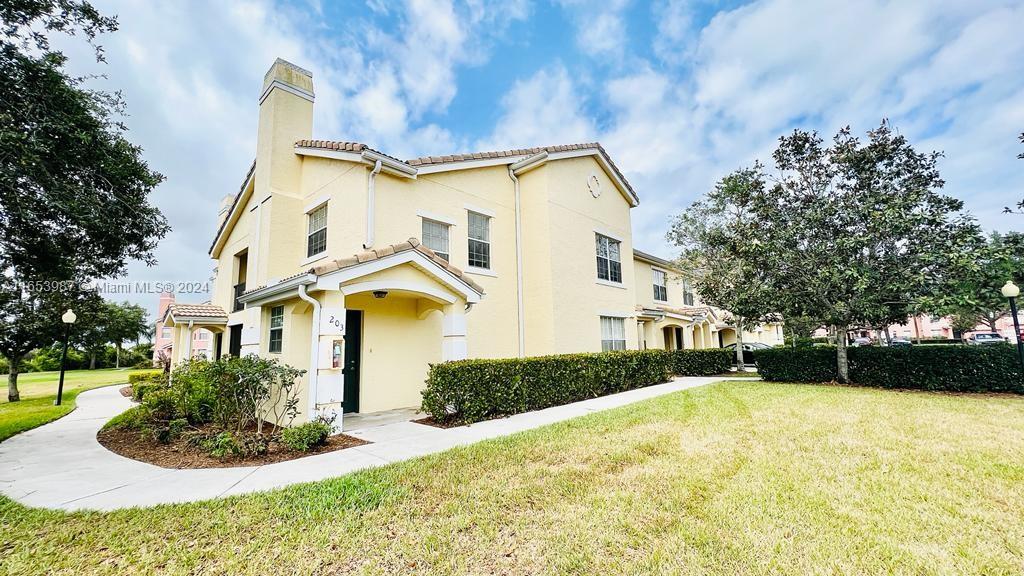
[54,309,77,406]
[1002,281,1024,370]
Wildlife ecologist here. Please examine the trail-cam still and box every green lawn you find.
[2,381,1023,575]
[0,368,157,442]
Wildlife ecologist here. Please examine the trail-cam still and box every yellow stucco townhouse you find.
[162,59,783,424]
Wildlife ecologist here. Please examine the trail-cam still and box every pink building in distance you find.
[154,292,213,366]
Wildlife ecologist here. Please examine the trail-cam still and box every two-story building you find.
[162,59,782,425]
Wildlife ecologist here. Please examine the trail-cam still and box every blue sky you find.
[62,0,1024,314]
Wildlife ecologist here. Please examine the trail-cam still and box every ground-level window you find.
[422,218,450,261]
[268,305,284,353]
[307,204,328,257]
[652,268,668,302]
[596,234,622,283]
[195,331,208,341]
[601,316,626,351]
[467,211,490,269]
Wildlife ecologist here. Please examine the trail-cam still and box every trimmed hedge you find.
[422,348,734,423]
[755,345,1023,393]
[128,371,168,401]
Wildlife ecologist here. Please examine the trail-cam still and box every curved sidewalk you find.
[0,376,742,512]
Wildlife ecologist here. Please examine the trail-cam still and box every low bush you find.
[756,345,1023,393]
[280,420,332,452]
[422,348,734,424]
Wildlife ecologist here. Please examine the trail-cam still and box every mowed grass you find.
[2,381,1023,575]
[0,368,157,442]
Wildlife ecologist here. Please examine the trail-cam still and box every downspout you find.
[185,320,194,358]
[297,284,323,425]
[363,159,382,249]
[508,167,525,357]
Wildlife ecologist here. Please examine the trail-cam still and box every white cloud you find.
[477,65,597,150]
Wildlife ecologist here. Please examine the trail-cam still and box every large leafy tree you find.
[668,167,782,365]
[1,0,168,280]
[675,122,981,382]
[0,0,169,399]
[941,232,1024,332]
[103,301,148,368]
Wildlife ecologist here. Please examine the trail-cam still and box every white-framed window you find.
[652,268,668,302]
[682,280,695,306]
[160,327,171,339]
[306,204,328,258]
[422,218,450,261]
[268,305,284,353]
[195,331,208,341]
[595,234,622,283]
[467,211,490,269]
[600,316,626,351]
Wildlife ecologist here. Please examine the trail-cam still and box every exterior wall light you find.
[372,290,389,299]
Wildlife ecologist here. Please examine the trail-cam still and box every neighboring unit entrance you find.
[342,310,362,413]
[228,325,242,357]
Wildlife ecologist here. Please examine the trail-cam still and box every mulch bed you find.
[97,424,370,469]
[412,416,465,429]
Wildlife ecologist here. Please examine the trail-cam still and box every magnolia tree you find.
[940,232,1024,332]
[672,122,981,382]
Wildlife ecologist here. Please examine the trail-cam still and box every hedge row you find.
[755,345,1023,393]
[422,348,734,423]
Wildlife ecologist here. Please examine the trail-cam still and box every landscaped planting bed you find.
[101,355,367,468]
[422,348,734,424]
[756,345,1023,392]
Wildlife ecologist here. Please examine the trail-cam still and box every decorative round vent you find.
[588,173,601,198]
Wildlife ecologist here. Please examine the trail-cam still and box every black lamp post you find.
[1002,281,1024,370]
[54,308,77,406]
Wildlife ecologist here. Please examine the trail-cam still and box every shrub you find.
[129,372,167,401]
[280,420,332,452]
[756,345,1023,393]
[755,347,837,383]
[194,431,268,459]
[422,348,733,424]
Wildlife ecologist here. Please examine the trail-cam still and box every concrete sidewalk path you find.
[0,376,749,512]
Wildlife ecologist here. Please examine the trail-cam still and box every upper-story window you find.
[682,280,695,306]
[652,268,668,302]
[467,211,490,269]
[160,327,171,339]
[600,316,626,351]
[268,305,284,353]
[595,234,621,283]
[307,204,328,258]
[422,218,450,261]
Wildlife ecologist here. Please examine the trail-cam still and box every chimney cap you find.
[260,58,314,103]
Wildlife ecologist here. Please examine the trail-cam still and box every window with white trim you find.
[422,218,450,261]
[682,280,695,306]
[595,234,621,283]
[601,316,626,351]
[160,327,171,339]
[306,204,327,257]
[268,305,284,353]
[467,211,490,269]
[652,268,668,302]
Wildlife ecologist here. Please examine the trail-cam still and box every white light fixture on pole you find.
[55,309,77,406]
[1001,281,1023,370]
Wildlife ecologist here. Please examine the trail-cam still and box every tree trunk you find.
[7,355,21,402]
[89,352,96,370]
[987,317,998,332]
[734,317,745,369]
[884,326,892,344]
[115,343,121,369]
[912,316,922,344]
[835,324,850,383]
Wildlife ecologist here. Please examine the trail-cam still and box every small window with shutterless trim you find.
[268,305,284,353]
[306,204,327,258]
[467,211,490,269]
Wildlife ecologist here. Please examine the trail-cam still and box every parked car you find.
[965,332,1006,345]
[851,337,873,347]
[888,338,912,348]
[724,342,771,364]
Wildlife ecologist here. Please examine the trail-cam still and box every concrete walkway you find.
[0,376,744,512]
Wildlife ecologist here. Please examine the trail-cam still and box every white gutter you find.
[363,159,382,249]
[361,150,417,178]
[508,167,526,357]
[296,284,324,425]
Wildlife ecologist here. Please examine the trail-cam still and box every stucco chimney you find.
[255,58,314,198]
